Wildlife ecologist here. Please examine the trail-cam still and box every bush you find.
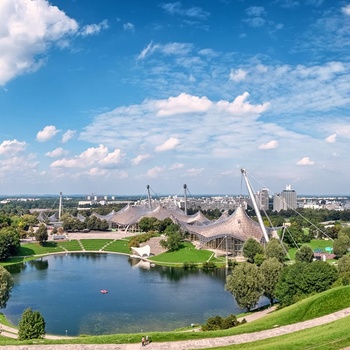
[202,261,216,269]
[202,314,240,331]
[18,308,45,340]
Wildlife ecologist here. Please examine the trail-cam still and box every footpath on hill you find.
[1,306,350,350]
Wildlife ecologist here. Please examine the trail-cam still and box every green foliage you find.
[0,227,20,260]
[202,314,240,331]
[128,232,157,248]
[265,238,287,263]
[18,308,45,340]
[337,255,350,285]
[254,253,265,266]
[242,238,263,263]
[260,257,283,305]
[202,261,217,269]
[183,261,197,269]
[35,223,48,244]
[0,265,14,308]
[225,262,264,311]
[295,245,314,263]
[333,233,350,258]
[160,231,182,252]
[275,261,338,307]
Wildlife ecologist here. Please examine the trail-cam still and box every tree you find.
[337,255,350,285]
[160,231,182,251]
[265,238,287,263]
[0,265,14,308]
[260,258,283,305]
[0,227,20,260]
[18,308,45,340]
[333,233,350,258]
[295,245,314,263]
[225,262,264,311]
[242,238,263,263]
[275,260,338,307]
[35,224,48,244]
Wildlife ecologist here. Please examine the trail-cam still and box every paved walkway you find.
[1,307,350,350]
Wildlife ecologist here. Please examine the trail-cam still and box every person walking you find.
[141,336,145,347]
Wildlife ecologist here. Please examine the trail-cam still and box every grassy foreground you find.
[0,286,350,348]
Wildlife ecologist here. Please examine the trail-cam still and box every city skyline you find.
[1,0,350,196]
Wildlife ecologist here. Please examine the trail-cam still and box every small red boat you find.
[100,289,108,294]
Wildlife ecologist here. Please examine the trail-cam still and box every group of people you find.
[141,335,149,346]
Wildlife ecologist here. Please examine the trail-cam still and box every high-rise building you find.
[255,188,269,211]
[273,185,297,212]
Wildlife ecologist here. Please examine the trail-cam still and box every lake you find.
[3,253,254,336]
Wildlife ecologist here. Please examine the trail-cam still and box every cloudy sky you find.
[1,0,350,196]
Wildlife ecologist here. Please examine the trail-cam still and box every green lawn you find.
[79,239,113,251]
[58,240,83,251]
[16,242,65,256]
[149,241,223,265]
[288,239,333,260]
[102,240,131,254]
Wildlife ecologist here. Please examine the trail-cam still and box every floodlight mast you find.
[240,169,270,243]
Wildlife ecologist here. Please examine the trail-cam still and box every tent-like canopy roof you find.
[178,206,273,244]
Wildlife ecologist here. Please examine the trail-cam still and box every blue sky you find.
[1,0,350,196]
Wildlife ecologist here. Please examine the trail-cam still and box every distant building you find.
[273,185,297,212]
[255,188,269,211]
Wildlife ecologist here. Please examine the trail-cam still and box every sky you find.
[1,0,350,197]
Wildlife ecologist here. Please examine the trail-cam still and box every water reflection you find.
[3,253,263,336]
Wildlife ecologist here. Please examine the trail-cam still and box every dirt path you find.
[1,306,350,350]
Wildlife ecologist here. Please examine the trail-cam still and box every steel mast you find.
[241,169,269,243]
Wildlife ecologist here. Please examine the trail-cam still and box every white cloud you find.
[170,163,184,170]
[51,144,123,169]
[0,0,78,85]
[80,20,109,37]
[325,133,337,143]
[36,125,59,142]
[341,4,350,15]
[217,92,270,115]
[155,137,180,152]
[186,167,204,177]
[0,139,26,156]
[123,22,135,32]
[229,68,247,82]
[137,42,192,60]
[146,166,165,178]
[132,154,151,166]
[297,157,315,165]
[45,147,67,158]
[258,140,278,149]
[61,130,76,143]
[160,2,210,20]
[154,93,213,116]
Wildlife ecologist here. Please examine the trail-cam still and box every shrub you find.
[18,308,45,340]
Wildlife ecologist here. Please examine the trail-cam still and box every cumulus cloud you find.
[217,92,270,115]
[155,137,180,152]
[61,130,76,143]
[146,166,165,178]
[50,144,123,169]
[36,125,59,142]
[229,68,247,82]
[0,0,78,85]
[45,147,68,158]
[0,139,26,156]
[258,140,278,149]
[297,157,315,165]
[132,154,151,166]
[154,93,213,116]
[80,20,109,36]
[325,133,337,143]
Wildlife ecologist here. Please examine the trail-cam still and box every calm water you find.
[4,253,250,336]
